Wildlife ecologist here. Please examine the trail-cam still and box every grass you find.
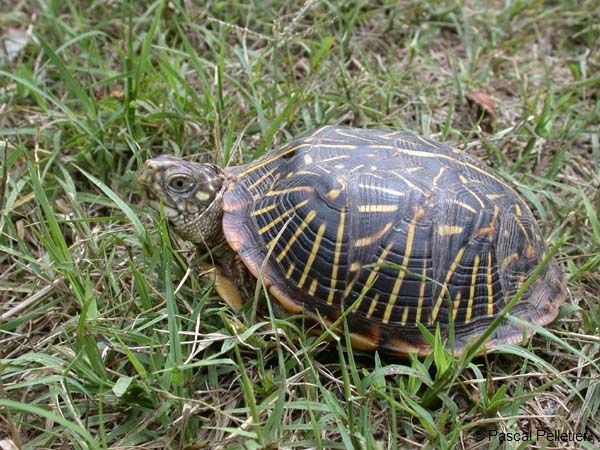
[1,0,599,448]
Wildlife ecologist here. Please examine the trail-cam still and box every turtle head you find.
[137,155,226,246]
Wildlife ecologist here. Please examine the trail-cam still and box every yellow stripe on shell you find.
[357,204,399,213]
[276,210,317,262]
[475,205,499,237]
[247,167,277,190]
[486,193,505,200]
[331,143,514,190]
[298,222,327,288]
[449,199,477,214]
[487,250,494,316]
[356,243,395,313]
[327,209,346,304]
[258,199,310,234]
[286,262,295,278]
[366,293,380,319]
[501,252,519,270]
[382,207,423,324]
[401,306,409,324]
[415,257,428,324]
[432,167,446,188]
[463,185,485,208]
[308,278,319,296]
[430,246,467,323]
[251,203,279,216]
[354,222,393,248]
[437,225,464,236]
[320,155,350,163]
[451,291,462,321]
[238,143,358,178]
[388,171,422,192]
[358,184,406,197]
[265,186,313,197]
[465,254,480,323]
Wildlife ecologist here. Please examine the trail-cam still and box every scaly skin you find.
[137,155,250,309]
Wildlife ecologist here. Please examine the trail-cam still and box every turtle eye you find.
[168,175,193,193]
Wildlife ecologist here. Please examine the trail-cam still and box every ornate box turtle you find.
[137,126,566,355]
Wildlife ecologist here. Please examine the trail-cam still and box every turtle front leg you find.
[198,260,244,311]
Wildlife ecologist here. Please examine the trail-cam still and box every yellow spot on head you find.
[304,154,313,165]
[194,190,210,202]
[459,175,469,184]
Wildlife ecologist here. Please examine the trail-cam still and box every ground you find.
[0,1,599,449]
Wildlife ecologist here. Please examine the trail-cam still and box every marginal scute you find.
[221,125,566,355]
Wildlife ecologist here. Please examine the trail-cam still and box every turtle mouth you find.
[137,180,181,218]
[136,173,160,202]
[140,185,158,202]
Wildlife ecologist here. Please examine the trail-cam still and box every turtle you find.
[137,125,566,356]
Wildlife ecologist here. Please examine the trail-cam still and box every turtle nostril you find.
[145,162,157,171]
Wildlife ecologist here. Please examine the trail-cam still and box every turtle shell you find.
[222,126,566,355]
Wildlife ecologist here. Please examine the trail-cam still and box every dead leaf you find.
[466,91,496,119]
[0,28,31,65]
